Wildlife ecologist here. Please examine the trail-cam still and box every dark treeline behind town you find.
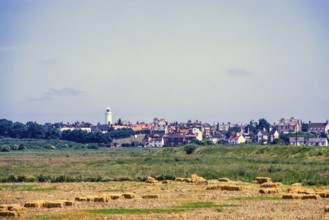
[0,118,136,145]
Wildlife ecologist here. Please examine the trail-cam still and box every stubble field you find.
[1,145,329,219]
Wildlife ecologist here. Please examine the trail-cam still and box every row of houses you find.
[289,137,328,146]
[58,117,329,147]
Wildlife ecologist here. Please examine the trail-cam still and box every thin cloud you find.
[226,68,253,77]
[29,88,84,102]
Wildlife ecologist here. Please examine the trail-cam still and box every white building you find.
[105,107,112,125]
[308,138,328,146]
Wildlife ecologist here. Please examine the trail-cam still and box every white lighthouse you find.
[105,107,112,125]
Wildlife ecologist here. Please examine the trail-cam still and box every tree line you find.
[0,119,135,144]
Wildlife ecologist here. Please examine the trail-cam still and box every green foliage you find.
[0,145,10,152]
[87,202,237,215]
[1,146,329,185]
[0,184,56,192]
[184,144,197,154]
[257,118,270,131]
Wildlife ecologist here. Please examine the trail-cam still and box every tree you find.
[184,145,197,154]
[25,122,46,139]
[45,126,61,139]
[0,119,13,137]
[302,123,309,132]
[257,118,270,131]
[116,118,123,125]
[9,122,27,138]
[225,126,241,138]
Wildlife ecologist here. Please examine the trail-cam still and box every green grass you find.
[177,202,238,209]
[0,184,56,192]
[86,202,238,215]
[230,196,282,201]
[1,144,329,185]
[87,208,185,214]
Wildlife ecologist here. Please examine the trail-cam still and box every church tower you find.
[105,107,112,125]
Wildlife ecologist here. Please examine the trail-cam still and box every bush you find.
[18,144,26,150]
[0,145,10,152]
[184,145,197,154]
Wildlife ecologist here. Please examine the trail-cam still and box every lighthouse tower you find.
[105,107,112,125]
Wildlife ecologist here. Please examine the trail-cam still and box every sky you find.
[1,0,329,124]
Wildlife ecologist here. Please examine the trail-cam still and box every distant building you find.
[144,134,164,147]
[308,121,329,134]
[163,131,196,146]
[289,137,305,146]
[105,107,112,125]
[257,127,279,144]
[276,117,301,134]
[60,127,92,133]
[227,134,246,145]
[308,138,328,147]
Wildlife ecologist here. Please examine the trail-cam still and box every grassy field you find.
[1,145,329,185]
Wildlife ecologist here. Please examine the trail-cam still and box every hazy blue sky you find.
[1,0,329,124]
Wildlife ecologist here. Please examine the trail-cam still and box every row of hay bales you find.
[75,193,159,202]
[144,176,172,185]
[253,176,329,201]
[253,177,283,195]
[206,177,242,191]
[174,174,208,185]
[283,182,329,200]
[0,204,25,218]
[1,193,160,218]
[24,200,74,209]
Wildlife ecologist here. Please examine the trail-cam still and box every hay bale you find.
[191,174,206,183]
[255,177,272,184]
[288,188,314,195]
[176,178,191,182]
[220,185,242,191]
[315,190,329,198]
[75,197,87,201]
[0,205,8,210]
[7,204,24,212]
[218,178,230,182]
[282,194,304,199]
[93,197,109,202]
[260,182,281,188]
[109,195,121,200]
[195,180,208,185]
[145,176,158,184]
[0,211,18,217]
[259,188,281,194]
[86,196,96,202]
[142,194,159,199]
[291,183,302,187]
[24,201,43,208]
[183,178,192,183]
[42,201,64,208]
[122,193,136,199]
[301,194,320,200]
[251,180,258,184]
[206,185,222,190]
[325,206,329,212]
[162,180,171,184]
[63,201,75,206]
[175,178,184,182]
[0,204,24,217]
